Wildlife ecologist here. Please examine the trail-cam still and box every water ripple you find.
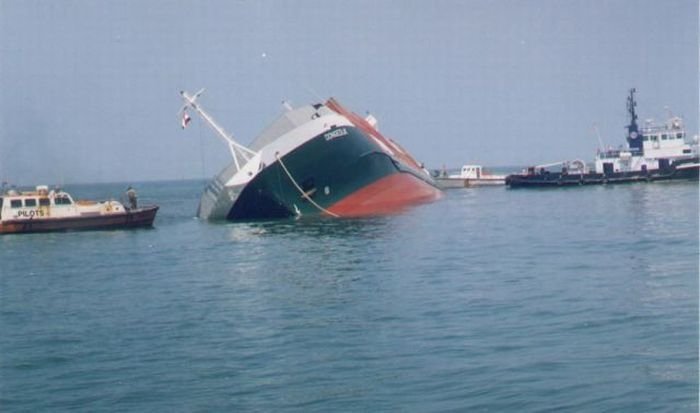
[1,180,697,412]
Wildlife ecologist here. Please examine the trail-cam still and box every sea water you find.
[1,179,697,412]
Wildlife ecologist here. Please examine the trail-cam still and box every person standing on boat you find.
[126,186,138,209]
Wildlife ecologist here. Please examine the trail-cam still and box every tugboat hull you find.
[506,159,699,188]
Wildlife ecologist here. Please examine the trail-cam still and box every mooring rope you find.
[274,152,340,218]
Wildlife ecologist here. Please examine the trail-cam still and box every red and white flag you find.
[181,110,192,129]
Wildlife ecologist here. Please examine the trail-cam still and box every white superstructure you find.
[0,186,126,222]
[594,116,698,174]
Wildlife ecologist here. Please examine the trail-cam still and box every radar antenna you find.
[625,88,643,152]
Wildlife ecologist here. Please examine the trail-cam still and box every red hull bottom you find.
[0,206,159,234]
[327,172,442,217]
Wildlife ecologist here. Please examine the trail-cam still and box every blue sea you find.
[1,179,697,412]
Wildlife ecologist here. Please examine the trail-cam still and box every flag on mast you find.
[181,110,192,129]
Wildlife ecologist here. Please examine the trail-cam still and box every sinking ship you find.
[506,88,699,187]
[179,90,442,220]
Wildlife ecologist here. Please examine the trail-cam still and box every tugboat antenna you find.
[665,105,672,118]
[179,89,258,172]
[593,123,605,152]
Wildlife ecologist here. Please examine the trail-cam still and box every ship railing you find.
[597,150,621,159]
[641,124,684,134]
[597,147,642,159]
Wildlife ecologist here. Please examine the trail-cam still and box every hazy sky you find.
[1,0,697,184]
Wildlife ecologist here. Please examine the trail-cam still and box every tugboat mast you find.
[626,88,643,153]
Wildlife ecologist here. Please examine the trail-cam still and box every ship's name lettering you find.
[16,209,46,218]
[324,128,348,141]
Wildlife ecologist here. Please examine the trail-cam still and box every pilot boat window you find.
[25,199,37,207]
[661,134,668,140]
[10,200,22,208]
[676,133,683,139]
[642,136,649,141]
[39,198,50,206]
[55,196,72,205]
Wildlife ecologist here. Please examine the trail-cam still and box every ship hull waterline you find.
[205,125,442,221]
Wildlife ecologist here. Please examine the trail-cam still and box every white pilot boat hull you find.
[0,186,158,234]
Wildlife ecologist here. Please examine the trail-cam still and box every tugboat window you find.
[55,197,72,205]
[676,133,683,139]
[25,199,37,207]
[10,200,22,208]
[661,134,667,140]
[39,198,50,206]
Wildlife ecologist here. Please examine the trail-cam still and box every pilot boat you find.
[435,165,506,189]
[0,185,158,234]
[180,90,442,220]
[506,88,699,187]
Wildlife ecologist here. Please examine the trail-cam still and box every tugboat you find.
[0,185,158,234]
[435,165,506,189]
[506,88,699,187]
[179,90,442,220]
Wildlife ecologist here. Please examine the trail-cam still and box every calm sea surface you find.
[1,179,697,412]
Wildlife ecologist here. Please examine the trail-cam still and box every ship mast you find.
[626,88,643,152]
[179,89,258,172]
